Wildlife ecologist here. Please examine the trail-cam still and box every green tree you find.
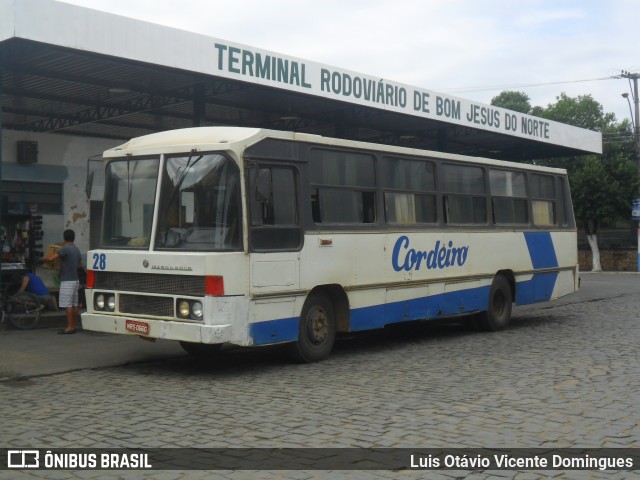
[531,93,638,270]
[571,155,636,231]
[533,92,616,131]
[490,90,532,114]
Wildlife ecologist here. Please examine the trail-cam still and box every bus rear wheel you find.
[478,275,513,331]
[289,293,336,363]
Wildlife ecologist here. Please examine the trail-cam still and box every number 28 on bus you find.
[82,127,579,362]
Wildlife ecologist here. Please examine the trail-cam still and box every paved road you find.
[1,273,639,479]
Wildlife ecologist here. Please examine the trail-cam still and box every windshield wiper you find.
[126,156,134,222]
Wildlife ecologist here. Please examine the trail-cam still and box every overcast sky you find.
[61,0,639,125]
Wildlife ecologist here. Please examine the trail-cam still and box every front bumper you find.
[81,313,233,344]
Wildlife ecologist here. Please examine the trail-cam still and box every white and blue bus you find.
[82,127,579,362]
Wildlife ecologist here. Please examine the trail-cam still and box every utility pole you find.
[620,70,640,271]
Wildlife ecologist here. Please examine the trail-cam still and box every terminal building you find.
[1,0,601,269]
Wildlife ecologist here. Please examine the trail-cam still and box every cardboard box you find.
[43,244,62,270]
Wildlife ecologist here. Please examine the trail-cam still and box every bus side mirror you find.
[255,169,272,202]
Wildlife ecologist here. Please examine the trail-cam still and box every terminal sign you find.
[212,41,602,153]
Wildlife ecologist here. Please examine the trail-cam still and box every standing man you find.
[41,229,83,334]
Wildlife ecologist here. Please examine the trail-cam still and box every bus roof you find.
[109,127,266,152]
[105,126,568,175]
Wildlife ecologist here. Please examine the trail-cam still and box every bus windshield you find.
[155,153,242,251]
[101,153,242,251]
[102,157,160,248]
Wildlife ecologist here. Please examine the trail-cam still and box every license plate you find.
[125,319,149,335]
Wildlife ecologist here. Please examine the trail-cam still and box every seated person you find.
[14,272,58,311]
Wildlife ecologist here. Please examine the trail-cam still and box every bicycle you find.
[0,285,43,330]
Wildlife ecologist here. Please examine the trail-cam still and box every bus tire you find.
[179,341,222,359]
[289,293,336,363]
[478,275,512,331]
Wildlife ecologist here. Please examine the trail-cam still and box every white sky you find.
[61,0,639,125]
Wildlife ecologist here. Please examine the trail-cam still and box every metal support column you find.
[621,71,640,271]
[193,83,206,127]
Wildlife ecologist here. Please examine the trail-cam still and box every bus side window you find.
[309,148,376,225]
[530,174,556,227]
[557,176,572,227]
[441,164,487,225]
[489,169,528,225]
[249,166,301,251]
[382,156,437,225]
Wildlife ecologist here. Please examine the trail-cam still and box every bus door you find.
[247,163,303,333]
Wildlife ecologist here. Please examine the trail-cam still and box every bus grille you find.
[95,272,205,296]
[119,294,174,317]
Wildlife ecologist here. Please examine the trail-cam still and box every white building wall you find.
[2,129,120,262]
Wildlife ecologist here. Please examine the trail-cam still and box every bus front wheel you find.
[478,275,513,331]
[289,293,336,363]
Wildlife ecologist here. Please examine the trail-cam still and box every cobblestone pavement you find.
[1,273,639,480]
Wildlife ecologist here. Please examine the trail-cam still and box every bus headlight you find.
[94,293,115,312]
[177,299,203,320]
[191,301,203,319]
[95,294,105,310]
[178,300,191,318]
[106,295,116,312]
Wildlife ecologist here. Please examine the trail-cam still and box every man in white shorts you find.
[41,229,83,334]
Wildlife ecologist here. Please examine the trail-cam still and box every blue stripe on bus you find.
[515,271,558,305]
[250,285,491,345]
[523,232,558,269]
[350,285,491,331]
[250,274,561,346]
[519,232,559,305]
[250,317,299,345]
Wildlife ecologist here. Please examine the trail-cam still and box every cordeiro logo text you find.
[392,236,469,272]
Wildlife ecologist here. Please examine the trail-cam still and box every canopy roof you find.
[0,0,602,161]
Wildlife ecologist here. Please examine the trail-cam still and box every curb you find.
[3,310,87,330]
[580,271,640,275]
